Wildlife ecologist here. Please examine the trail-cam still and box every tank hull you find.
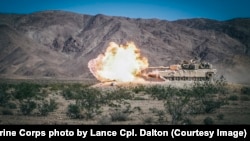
[141,66,216,81]
[157,69,216,81]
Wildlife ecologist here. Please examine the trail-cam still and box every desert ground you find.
[0,77,250,125]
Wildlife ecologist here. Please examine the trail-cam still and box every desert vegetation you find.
[0,77,250,125]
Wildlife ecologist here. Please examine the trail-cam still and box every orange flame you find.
[88,42,148,82]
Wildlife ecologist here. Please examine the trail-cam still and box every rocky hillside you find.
[0,11,249,84]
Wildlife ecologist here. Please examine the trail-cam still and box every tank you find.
[141,59,216,81]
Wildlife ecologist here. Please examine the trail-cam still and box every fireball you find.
[88,42,148,82]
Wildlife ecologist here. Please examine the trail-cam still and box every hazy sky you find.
[0,0,249,21]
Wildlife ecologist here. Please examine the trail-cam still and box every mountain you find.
[174,18,250,55]
[0,10,249,84]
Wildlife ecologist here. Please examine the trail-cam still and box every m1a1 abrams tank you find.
[141,59,216,81]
